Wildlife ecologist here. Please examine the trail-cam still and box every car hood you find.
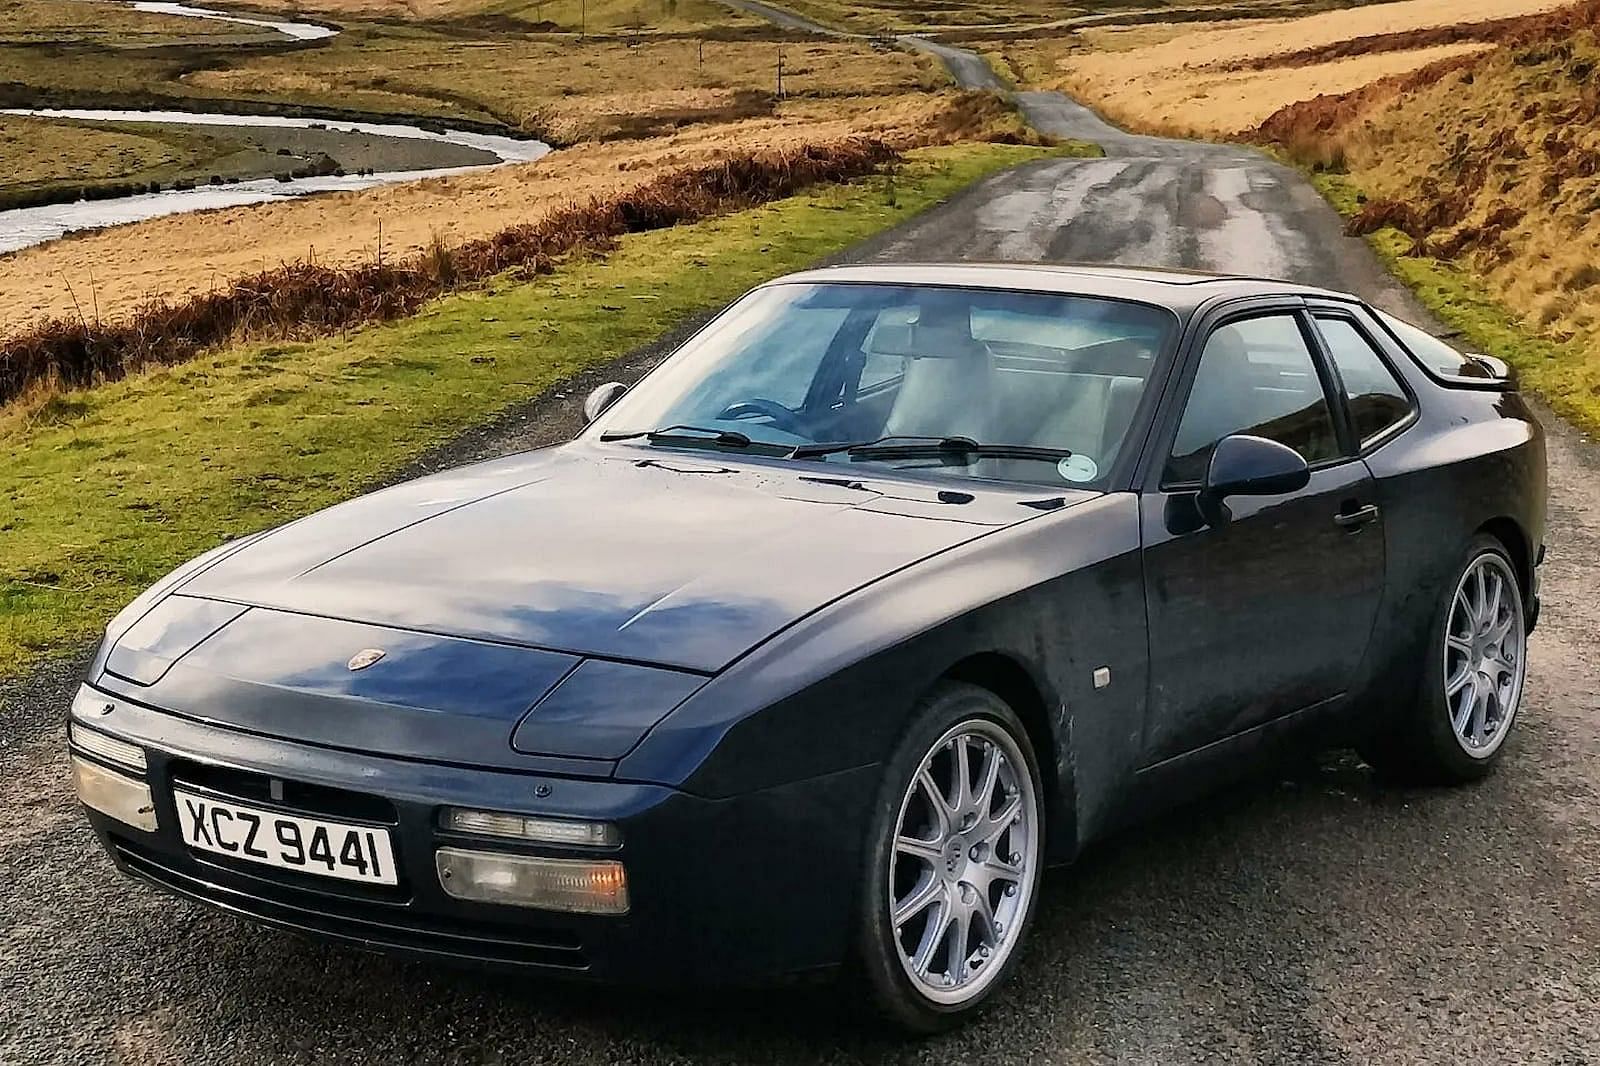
[172,444,1090,673]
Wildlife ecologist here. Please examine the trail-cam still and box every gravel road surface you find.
[712,0,1012,90]
[716,0,845,35]
[4,41,1600,1066]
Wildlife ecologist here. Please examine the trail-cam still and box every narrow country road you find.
[711,0,1011,88]
[901,36,1009,91]
[716,0,845,35]
[5,24,1600,1066]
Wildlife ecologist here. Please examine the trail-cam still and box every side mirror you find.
[582,381,628,425]
[1198,434,1310,524]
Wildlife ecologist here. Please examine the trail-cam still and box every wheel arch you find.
[1477,516,1532,599]
[942,651,1078,863]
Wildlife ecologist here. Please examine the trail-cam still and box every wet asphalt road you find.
[6,52,1600,1066]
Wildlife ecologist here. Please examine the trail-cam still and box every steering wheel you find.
[716,398,807,434]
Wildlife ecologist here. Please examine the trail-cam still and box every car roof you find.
[771,263,1360,315]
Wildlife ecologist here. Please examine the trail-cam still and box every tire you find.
[855,681,1046,1034]
[1361,534,1529,785]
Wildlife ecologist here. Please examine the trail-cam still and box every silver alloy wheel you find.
[888,719,1039,1006]
[1445,552,1527,759]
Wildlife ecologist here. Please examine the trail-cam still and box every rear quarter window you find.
[1376,311,1502,384]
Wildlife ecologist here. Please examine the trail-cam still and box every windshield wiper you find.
[792,435,1072,464]
[791,435,964,459]
[600,424,792,454]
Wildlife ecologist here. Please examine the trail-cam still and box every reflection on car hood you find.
[176,445,1092,672]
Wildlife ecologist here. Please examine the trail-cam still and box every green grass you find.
[0,141,1057,677]
[0,117,223,198]
[1313,171,1600,436]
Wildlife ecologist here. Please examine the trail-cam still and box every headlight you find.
[436,848,629,914]
[104,535,260,642]
[104,596,246,686]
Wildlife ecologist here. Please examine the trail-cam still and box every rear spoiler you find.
[1453,351,1518,390]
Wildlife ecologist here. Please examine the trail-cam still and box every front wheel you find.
[1363,534,1529,784]
[856,682,1045,1033]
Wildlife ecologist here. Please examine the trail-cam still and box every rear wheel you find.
[856,682,1044,1033]
[1362,535,1528,783]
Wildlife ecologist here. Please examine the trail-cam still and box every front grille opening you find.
[188,845,412,905]
[170,759,398,823]
[113,837,587,969]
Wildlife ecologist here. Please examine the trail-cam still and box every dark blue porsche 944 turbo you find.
[70,264,1545,1031]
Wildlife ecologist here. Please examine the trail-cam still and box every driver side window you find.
[1164,314,1340,486]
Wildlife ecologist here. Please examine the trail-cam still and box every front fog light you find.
[69,720,147,773]
[72,756,158,832]
[440,807,619,847]
[436,847,629,915]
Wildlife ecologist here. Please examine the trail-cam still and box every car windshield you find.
[590,282,1177,487]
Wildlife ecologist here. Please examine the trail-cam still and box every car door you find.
[1136,303,1385,765]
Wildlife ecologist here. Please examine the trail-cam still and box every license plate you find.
[173,788,398,886]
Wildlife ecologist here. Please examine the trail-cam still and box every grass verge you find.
[0,141,1058,678]
[1313,171,1600,435]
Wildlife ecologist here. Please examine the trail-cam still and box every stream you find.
[0,4,550,255]
[129,1,339,41]
[0,111,551,255]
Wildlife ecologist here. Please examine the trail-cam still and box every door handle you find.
[1334,503,1380,530]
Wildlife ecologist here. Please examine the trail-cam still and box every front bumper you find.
[1528,542,1545,633]
[73,687,878,986]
